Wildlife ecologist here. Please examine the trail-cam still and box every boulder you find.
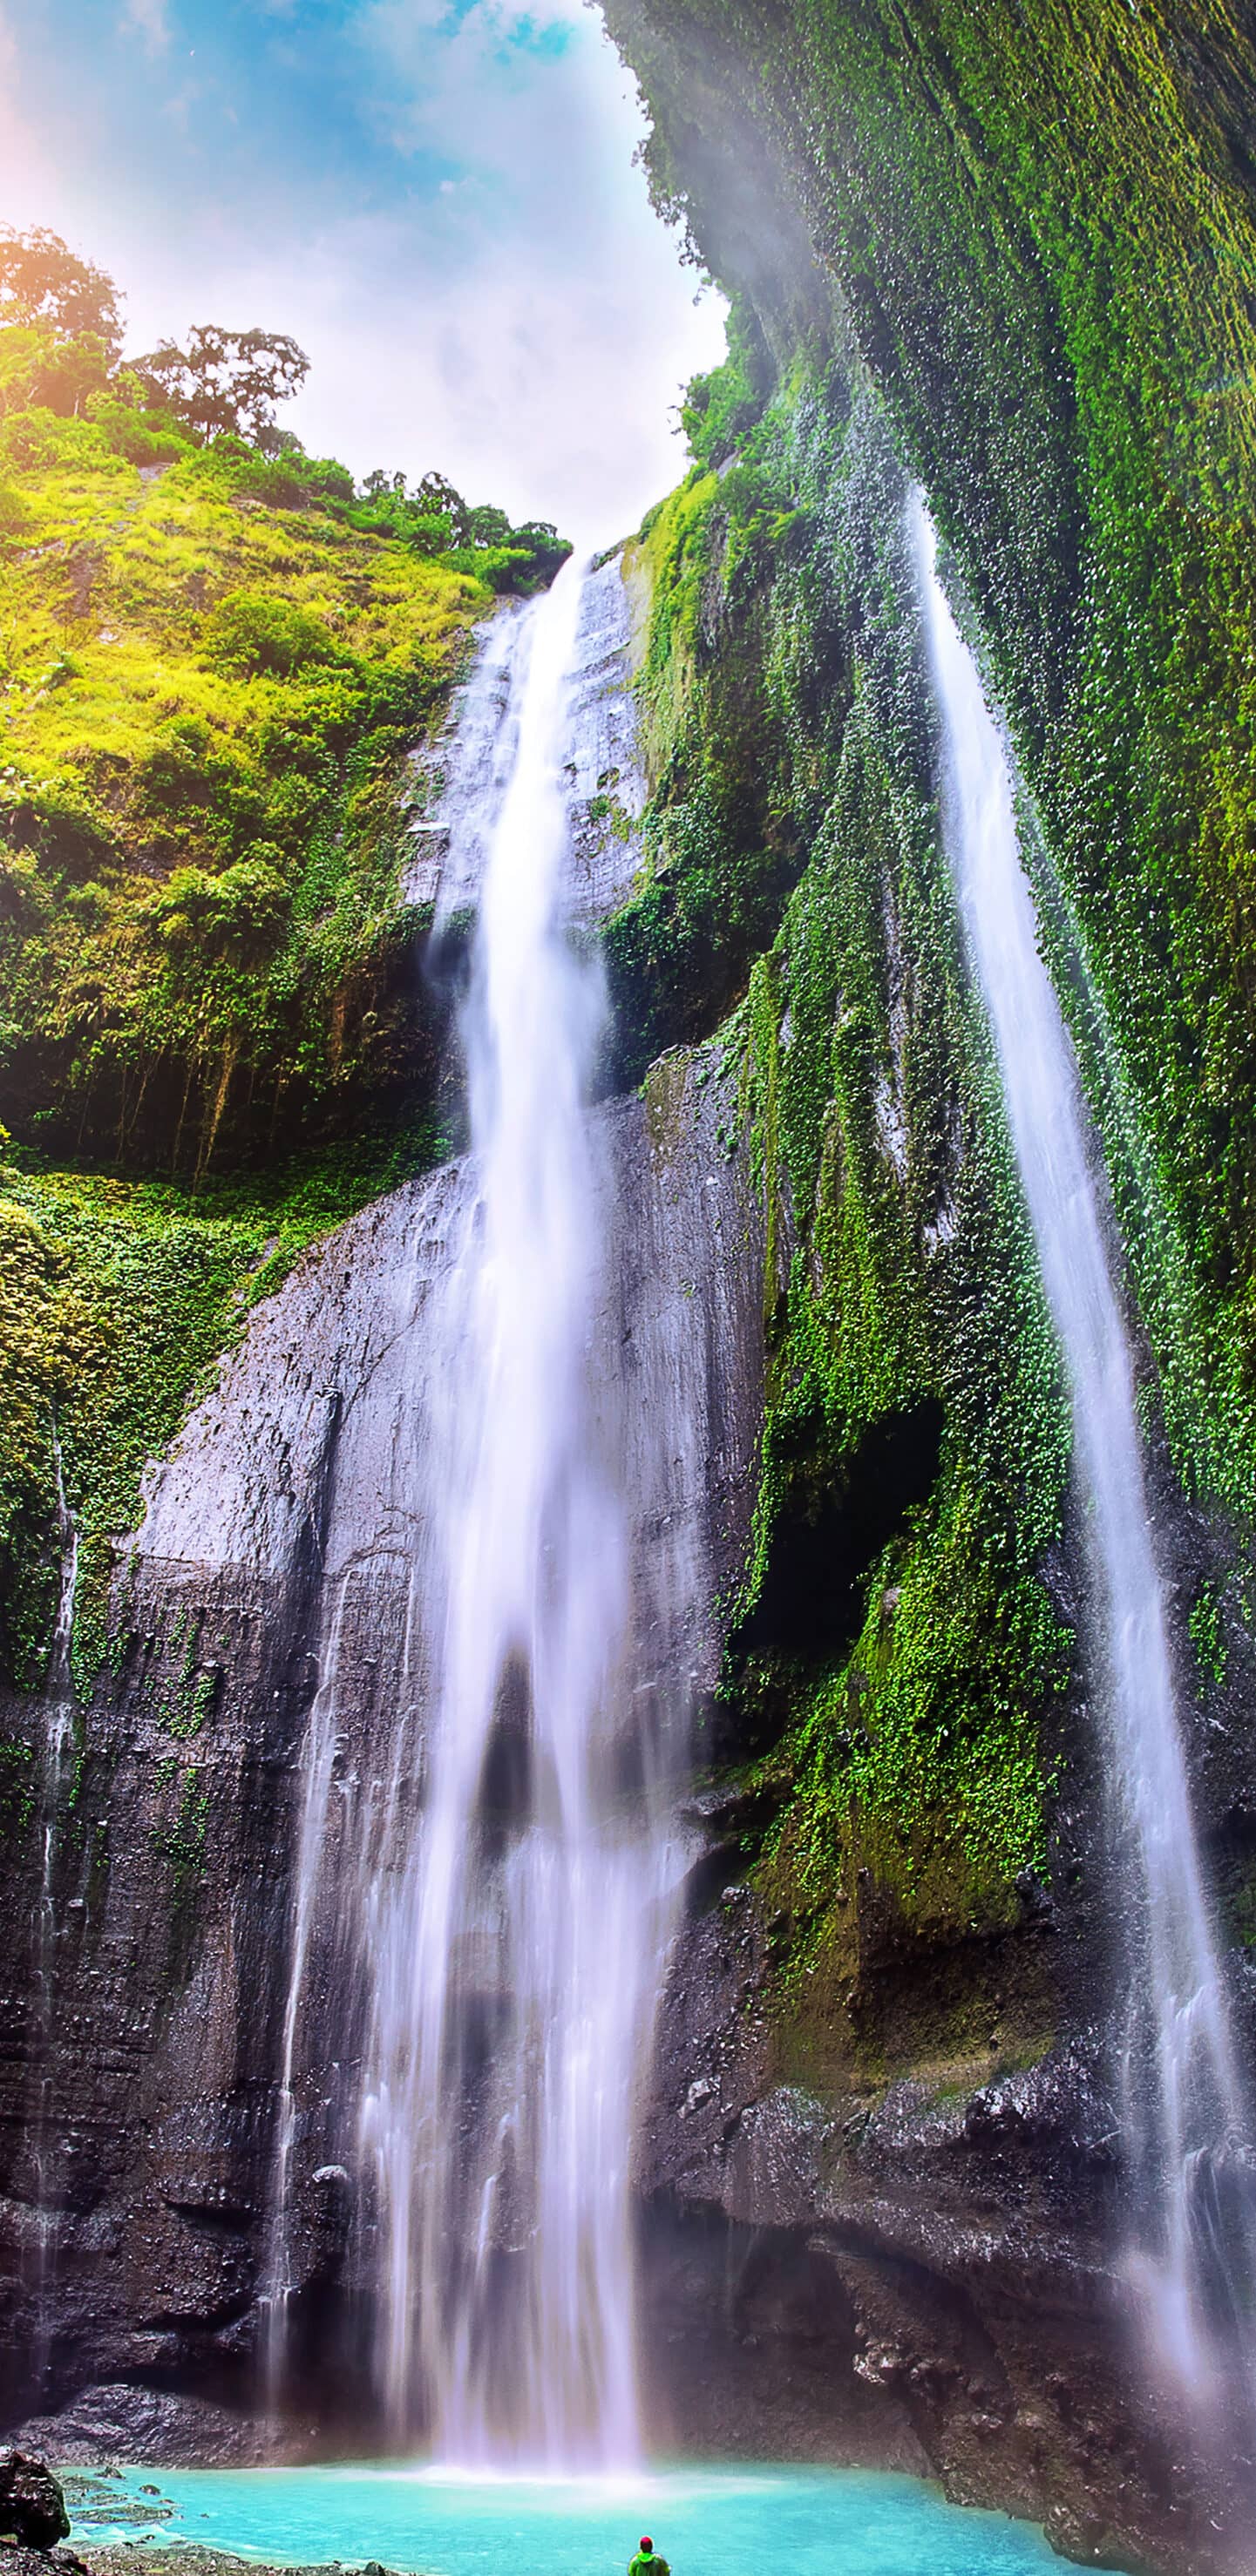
[0,2453,70,2550]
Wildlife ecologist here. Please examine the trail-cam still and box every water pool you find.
[67,2464,1061,2576]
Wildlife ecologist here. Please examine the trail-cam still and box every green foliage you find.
[349,473,573,593]
[200,590,343,680]
[605,0,1256,1535]
[624,347,1071,1971]
[180,431,355,513]
[0,223,573,1688]
[0,398,488,1176]
[0,227,122,425]
[1190,1581,1228,1691]
[680,306,764,468]
[594,0,1256,2071]
[0,1124,442,1692]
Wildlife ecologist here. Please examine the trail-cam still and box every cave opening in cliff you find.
[734,1398,946,1674]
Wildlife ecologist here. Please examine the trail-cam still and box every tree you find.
[0,227,122,353]
[0,227,121,417]
[509,520,573,580]
[412,471,471,543]
[467,503,512,546]
[133,325,309,444]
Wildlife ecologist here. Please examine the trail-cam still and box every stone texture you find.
[0,1047,764,2457]
[0,2454,69,2550]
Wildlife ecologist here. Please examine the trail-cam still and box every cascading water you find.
[360,554,682,2464]
[912,493,1256,2410]
[31,1436,78,2378]
[268,559,691,2465]
[262,1572,352,2408]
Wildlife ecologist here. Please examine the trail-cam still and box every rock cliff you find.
[4,15,1256,2573]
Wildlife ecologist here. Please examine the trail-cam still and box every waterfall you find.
[31,1436,78,2381]
[268,559,690,2464]
[261,1573,350,2409]
[912,493,1256,2408]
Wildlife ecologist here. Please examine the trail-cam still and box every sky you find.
[0,0,728,546]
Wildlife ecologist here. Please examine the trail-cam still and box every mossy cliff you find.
[596,0,1256,2080]
[1,418,485,1177]
[612,380,1072,2087]
[0,265,568,1703]
[603,0,1256,1488]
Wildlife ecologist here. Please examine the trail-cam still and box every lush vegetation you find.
[0,1133,433,1695]
[0,225,568,1694]
[614,358,1070,2074]
[605,0,1256,1523]
[598,0,1256,2074]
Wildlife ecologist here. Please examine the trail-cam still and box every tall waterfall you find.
[913,495,1255,2406]
[363,555,646,2464]
[267,559,691,2465]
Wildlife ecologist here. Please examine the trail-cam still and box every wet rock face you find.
[10,2389,275,2471]
[635,1870,1249,2576]
[0,583,1246,2576]
[0,1047,765,2451]
[0,1042,1232,2567]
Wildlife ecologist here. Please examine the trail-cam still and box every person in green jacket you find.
[629,2539,669,2576]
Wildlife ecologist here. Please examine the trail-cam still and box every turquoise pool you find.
[68,2463,1060,2575]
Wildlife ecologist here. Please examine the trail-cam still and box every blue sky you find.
[0,0,726,543]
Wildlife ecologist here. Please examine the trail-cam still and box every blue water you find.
[69,2464,1060,2576]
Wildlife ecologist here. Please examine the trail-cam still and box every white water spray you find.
[913,493,1255,2404]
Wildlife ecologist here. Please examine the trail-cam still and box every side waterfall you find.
[31,1438,78,2381]
[913,495,1255,2407]
[268,559,689,2464]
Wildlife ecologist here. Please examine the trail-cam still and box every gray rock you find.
[0,1045,764,2460]
[9,2386,275,2470]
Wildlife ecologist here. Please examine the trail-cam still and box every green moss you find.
[1190,1579,1228,1691]
[150,1757,209,1900]
[0,1734,36,1841]
[0,404,489,1176]
[606,0,1256,1534]
[626,347,1070,1976]
[0,1122,439,1691]
[597,0,1256,2056]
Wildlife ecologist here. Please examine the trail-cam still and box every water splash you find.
[912,492,1256,2406]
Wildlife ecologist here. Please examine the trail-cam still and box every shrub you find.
[201,590,343,681]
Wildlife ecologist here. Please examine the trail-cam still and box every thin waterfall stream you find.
[913,494,1256,2413]
[31,1435,78,2385]
[266,559,691,2466]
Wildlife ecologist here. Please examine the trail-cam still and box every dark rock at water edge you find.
[9,2388,283,2472]
[0,2455,70,2551]
[0,2551,89,2576]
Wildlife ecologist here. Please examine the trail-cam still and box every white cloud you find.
[119,0,171,55]
[290,0,728,540]
[0,0,726,547]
